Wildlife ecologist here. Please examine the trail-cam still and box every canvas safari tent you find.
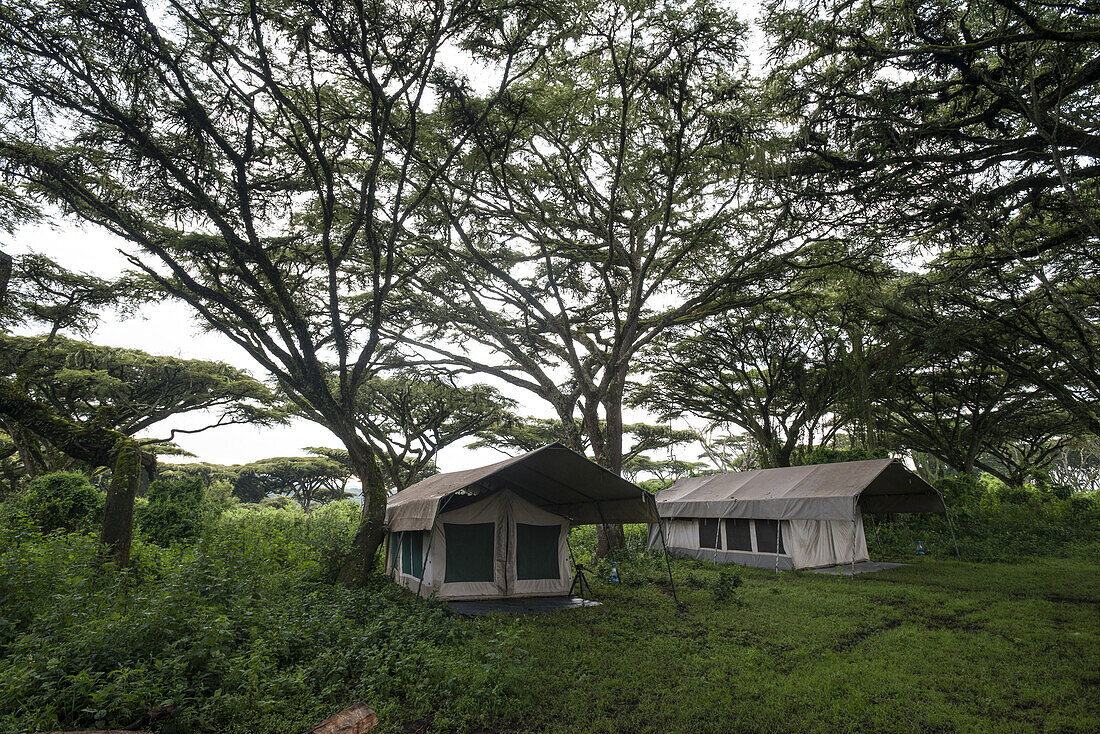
[647,459,950,570]
[385,442,659,600]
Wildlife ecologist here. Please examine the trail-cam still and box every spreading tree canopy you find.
[0,0,564,583]
[764,0,1100,432]
[0,334,286,475]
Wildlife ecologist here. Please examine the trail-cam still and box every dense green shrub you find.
[0,505,474,734]
[136,477,210,545]
[796,445,890,466]
[866,487,1100,563]
[3,472,102,534]
[711,567,744,605]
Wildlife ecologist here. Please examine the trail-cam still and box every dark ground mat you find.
[447,595,602,615]
[812,561,908,576]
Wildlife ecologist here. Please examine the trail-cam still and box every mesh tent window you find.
[400,531,425,578]
[444,522,495,583]
[754,519,785,554]
[699,518,720,549]
[724,518,752,552]
[516,523,561,580]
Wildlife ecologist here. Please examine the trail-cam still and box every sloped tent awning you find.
[655,459,946,521]
[386,442,660,532]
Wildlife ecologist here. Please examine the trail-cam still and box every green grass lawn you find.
[420,557,1100,733]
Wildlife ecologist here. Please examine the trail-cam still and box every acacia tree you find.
[874,276,1083,483]
[349,373,511,491]
[764,0,1100,432]
[0,335,286,476]
[235,455,351,511]
[0,0,560,584]
[404,0,810,553]
[0,252,160,565]
[637,299,853,468]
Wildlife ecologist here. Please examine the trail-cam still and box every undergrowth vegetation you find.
[0,473,1097,733]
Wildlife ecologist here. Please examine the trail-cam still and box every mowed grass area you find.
[422,557,1100,734]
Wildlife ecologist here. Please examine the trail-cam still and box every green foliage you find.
[796,445,890,466]
[934,474,983,507]
[711,566,745,605]
[6,471,102,534]
[0,500,1097,733]
[0,506,477,734]
[638,299,855,469]
[233,456,351,511]
[203,479,238,513]
[347,374,513,491]
[135,477,209,546]
[867,486,1100,564]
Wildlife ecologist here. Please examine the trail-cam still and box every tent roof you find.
[655,459,945,521]
[386,442,659,532]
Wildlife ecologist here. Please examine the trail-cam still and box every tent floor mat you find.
[447,596,601,615]
[812,561,908,576]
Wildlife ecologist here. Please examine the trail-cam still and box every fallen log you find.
[303,702,378,734]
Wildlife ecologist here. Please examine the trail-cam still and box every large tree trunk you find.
[336,437,388,587]
[100,440,142,567]
[592,391,626,558]
[0,249,11,300]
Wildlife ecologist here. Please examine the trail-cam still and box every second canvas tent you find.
[648,459,948,570]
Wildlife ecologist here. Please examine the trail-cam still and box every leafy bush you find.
[136,477,210,545]
[796,445,890,466]
[4,472,102,534]
[711,566,744,604]
[0,506,472,734]
[866,487,1100,563]
[203,479,238,512]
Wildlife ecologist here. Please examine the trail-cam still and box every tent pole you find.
[775,521,781,576]
[656,516,679,605]
[944,508,962,560]
[851,516,856,580]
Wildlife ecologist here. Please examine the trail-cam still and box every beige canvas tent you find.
[385,443,659,600]
[647,459,949,570]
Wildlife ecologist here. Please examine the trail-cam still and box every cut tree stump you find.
[304,703,379,734]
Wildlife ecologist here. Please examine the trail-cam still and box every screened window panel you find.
[444,522,495,583]
[389,532,401,572]
[400,531,424,578]
[724,518,753,551]
[754,519,785,554]
[516,523,561,580]
[699,518,721,549]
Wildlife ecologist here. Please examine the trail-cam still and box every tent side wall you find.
[389,490,573,600]
[648,516,869,570]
